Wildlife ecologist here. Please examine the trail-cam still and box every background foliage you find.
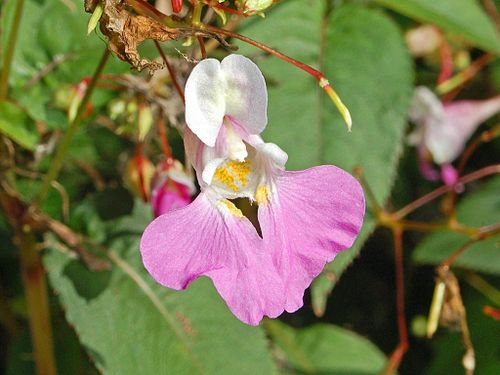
[0,0,499,374]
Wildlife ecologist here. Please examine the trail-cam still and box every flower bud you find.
[405,25,442,57]
[150,160,195,217]
[242,0,273,15]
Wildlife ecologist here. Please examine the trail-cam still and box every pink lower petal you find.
[140,192,285,325]
[258,165,365,312]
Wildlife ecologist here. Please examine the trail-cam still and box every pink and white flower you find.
[409,86,500,185]
[140,55,365,325]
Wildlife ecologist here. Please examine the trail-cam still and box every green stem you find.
[0,0,25,99]
[463,271,500,306]
[32,48,110,207]
[18,228,57,375]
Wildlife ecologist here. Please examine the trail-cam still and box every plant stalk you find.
[0,0,25,99]
[18,228,57,375]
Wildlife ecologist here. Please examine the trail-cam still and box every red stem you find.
[381,228,409,375]
[157,114,174,163]
[154,41,185,103]
[202,24,326,81]
[197,35,207,59]
[394,164,500,219]
[437,39,453,88]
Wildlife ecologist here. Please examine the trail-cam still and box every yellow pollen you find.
[214,166,238,192]
[221,199,243,218]
[255,185,269,205]
[227,160,251,187]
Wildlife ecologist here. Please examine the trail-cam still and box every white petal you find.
[202,157,226,185]
[221,55,268,135]
[185,59,226,147]
[255,142,288,168]
[409,86,444,126]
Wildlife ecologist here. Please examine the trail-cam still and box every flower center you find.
[213,160,252,193]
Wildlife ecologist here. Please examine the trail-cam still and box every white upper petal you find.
[185,59,226,147]
[409,86,444,126]
[185,55,268,147]
[221,55,267,135]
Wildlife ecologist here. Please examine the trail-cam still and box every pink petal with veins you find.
[141,193,285,325]
[258,165,365,312]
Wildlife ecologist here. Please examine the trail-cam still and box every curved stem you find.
[31,49,110,208]
[0,0,25,99]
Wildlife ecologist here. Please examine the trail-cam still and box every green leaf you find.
[2,0,128,127]
[238,2,413,314]
[264,320,386,374]
[413,177,500,274]
[0,100,38,150]
[44,202,277,375]
[374,0,500,54]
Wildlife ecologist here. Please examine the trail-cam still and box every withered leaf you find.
[86,0,233,72]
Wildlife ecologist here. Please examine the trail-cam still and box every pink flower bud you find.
[150,160,195,217]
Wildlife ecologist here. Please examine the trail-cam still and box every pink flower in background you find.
[409,86,500,185]
[150,160,195,217]
[140,55,365,325]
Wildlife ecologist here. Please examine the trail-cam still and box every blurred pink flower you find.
[409,86,500,184]
[150,160,195,217]
[140,55,365,325]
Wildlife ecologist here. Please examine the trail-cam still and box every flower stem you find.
[31,48,110,208]
[202,24,352,130]
[18,228,57,375]
[0,0,25,99]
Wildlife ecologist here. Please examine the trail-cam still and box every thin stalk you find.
[393,164,500,220]
[197,35,207,59]
[381,228,408,375]
[18,229,57,375]
[157,113,174,162]
[437,53,493,96]
[31,49,110,208]
[464,271,500,306]
[0,0,25,99]
[154,41,185,102]
[202,24,352,129]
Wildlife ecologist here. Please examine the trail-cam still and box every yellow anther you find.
[227,160,251,187]
[255,185,269,205]
[221,199,243,218]
[214,166,238,192]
